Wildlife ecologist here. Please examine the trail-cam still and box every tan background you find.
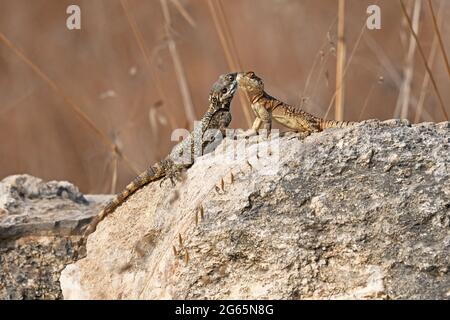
[0,0,449,193]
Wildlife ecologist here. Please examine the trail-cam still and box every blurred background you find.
[0,0,449,193]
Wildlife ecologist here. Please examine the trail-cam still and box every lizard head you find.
[201,73,237,149]
[236,71,264,95]
[208,72,238,109]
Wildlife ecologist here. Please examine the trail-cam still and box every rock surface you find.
[59,120,450,300]
[0,175,109,299]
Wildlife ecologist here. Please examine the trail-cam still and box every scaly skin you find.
[81,73,237,242]
[236,71,354,136]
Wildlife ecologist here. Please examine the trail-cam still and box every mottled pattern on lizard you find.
[81,73,237,242]
[237,71,354,136]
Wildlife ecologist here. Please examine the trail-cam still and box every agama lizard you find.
[81,73,237,242]
[236,71,354,137]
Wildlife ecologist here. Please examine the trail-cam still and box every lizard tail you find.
[320,120,355,130]
[80,162,167,243]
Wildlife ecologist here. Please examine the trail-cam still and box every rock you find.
[0,175,110,299]
[60,120,450,300]
[0,174,110,239]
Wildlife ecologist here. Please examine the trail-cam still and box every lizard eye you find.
[226,75,233,81]
[221,88,228,94]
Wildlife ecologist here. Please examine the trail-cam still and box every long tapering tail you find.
[320,119,355,130]
[80,161,167,244]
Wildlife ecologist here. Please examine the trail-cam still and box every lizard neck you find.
[202,101,224,130]
[239,87,264,104]
[245,90,264,105]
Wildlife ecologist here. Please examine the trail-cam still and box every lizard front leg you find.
[165,163,188,186]
[258,108,272,139]
[235,117,262,139]
[250,117,263,136]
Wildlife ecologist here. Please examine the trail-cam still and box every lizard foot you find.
[288,131,311,141]
[161,167,187,187]
[234,129,258,140]
[257,129,271,140]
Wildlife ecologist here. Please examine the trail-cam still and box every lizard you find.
[236,71,354,137]
[80,72,238,243]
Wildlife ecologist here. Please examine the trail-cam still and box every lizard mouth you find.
[230,81,237,94]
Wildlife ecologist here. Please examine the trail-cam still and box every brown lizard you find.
[80,73,238,243]
[236,71,354,137]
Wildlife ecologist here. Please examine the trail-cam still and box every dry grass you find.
[415,34,438,123]
[415,0,445,122]
[170,0,197,28]
[427,0,450,81]
[395,0,422,119]
[160,0,197,125]
[1,1,450,193]
[111,154,118,194]
[298,15,337,106]
[0,31,140,176]
[206,0,253,127]
[120,0,178,129]
[323,7,368,120]
[334,0,346,121]
[400,0,448,120]
[358,82,376,121]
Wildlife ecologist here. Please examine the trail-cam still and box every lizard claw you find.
[234,129,258,140]
[259,130,271,140]
[162,166,186,187]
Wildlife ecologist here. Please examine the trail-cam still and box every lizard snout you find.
[236,72,245,82]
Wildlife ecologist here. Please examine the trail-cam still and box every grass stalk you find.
[299,15,338,105]
[400,0,448,120]
[427,0,450,81]
[120,0,178,129]
[206,0,253,127]
[160,0,197,125]
[415,0,445,122]
[335,0,346,121]
[0,31,140,176]
[169,0,197,28]
[395,0,421,119]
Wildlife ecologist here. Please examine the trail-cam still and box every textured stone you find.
[0,175,110,299]
[57,120,448,299]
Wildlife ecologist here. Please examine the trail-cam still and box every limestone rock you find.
[60,120,450,299]
[0,175,109,299]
